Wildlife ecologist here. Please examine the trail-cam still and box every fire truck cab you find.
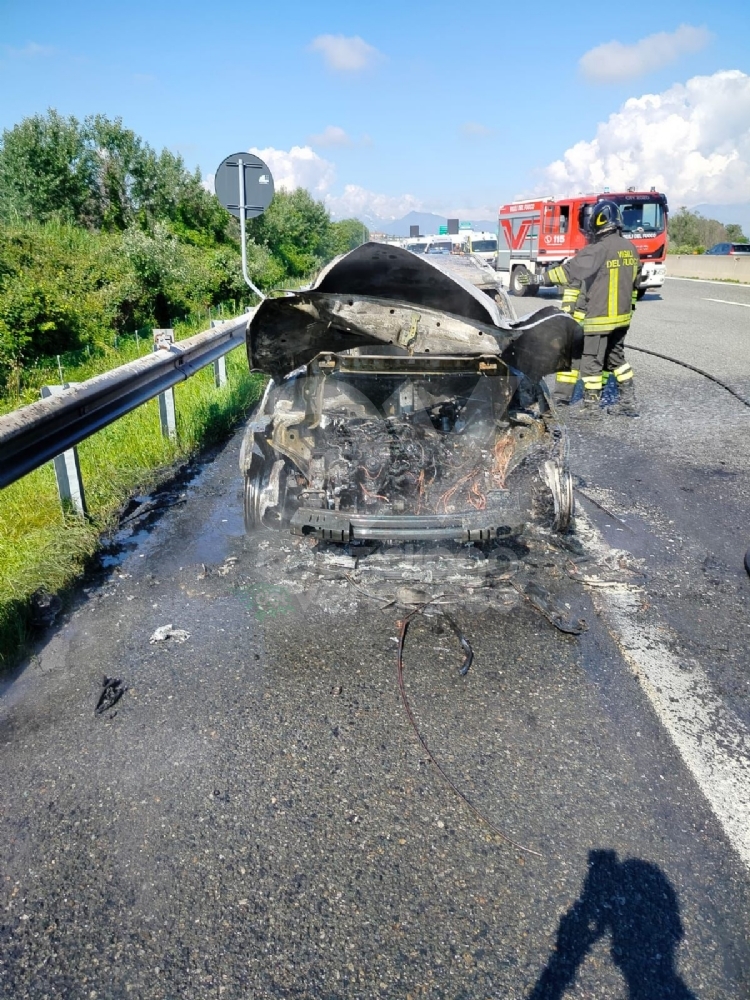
[497,190,668,298]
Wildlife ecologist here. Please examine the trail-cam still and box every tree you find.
[0,110,367,390]
[0,221,114,381]
[82,114,148,230]
[725,223,748,242]
[668,207,729,252]
[669,207,701,248]
[0,110,236,243]
[329,218,369,255]
[247,188,334,276]
[0,110,98,225]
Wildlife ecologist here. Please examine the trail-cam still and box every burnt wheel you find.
[244,468,265,533]
[244,459,288,533]
[538,460,574,533]
[552,468,574,533]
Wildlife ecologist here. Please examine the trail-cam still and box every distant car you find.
[705,242,750,255]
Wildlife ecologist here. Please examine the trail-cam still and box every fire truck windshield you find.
[613,199,666,236]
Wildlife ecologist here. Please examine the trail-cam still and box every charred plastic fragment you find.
[240,244,580,542]
[96,676,127,715]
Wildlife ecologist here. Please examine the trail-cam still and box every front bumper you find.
[637,262,665,289]
[289,505,526,543]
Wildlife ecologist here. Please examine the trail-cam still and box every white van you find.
[462,231,498,264]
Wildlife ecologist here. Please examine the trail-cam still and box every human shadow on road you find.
[528,849,697,999]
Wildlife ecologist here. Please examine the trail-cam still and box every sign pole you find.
[237,157,266,301]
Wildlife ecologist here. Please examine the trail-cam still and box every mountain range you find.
[358,210,498,237]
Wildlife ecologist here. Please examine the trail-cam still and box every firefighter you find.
[518,200,641,416]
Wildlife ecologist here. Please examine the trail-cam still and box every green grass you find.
[0,335,265,667]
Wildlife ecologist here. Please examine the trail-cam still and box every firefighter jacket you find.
[546,233,642,334]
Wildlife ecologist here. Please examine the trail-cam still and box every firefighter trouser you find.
[553,327,634,401]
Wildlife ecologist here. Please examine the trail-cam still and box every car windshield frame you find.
[470,240,498,253]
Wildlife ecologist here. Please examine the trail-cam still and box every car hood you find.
[246,243,582,382]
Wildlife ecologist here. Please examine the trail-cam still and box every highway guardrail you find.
[0,314,251,493]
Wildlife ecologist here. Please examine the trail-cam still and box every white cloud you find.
[537,70,750,205]
[207,143,488,225]
[309,34,382,72]
[5,41,56,58]
[325,184,423,221]
[580,24,711,83]
[248,145,336,195]
[460,122,493,138]
[439,204,497,223]
[308,125,353,148]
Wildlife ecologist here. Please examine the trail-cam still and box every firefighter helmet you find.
[588,200,623,240]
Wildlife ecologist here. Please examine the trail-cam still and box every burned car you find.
[239,244,581,543]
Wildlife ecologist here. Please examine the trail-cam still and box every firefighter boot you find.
[552,370,580,407]
[570,388,601,417]
[608,379,639,417]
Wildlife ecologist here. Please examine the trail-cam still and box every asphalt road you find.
[1,278,750,998]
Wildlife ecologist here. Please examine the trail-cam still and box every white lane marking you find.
[577,513,750,869]
[666,276,750,288]
[703,297,750,309]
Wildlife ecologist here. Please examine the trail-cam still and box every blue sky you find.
[1,0,749,221]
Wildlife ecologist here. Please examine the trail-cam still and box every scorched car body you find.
[240,243,581,542]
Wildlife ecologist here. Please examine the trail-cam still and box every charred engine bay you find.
[241,245,583,543]
[243,362,561,538]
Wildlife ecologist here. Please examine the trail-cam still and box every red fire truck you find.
[497,189,669,297]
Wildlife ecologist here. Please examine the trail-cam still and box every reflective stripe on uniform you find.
[556,369,580,384]
[573,310,586,323]
[562,288,579,301]
[547,266,567,285]
[583,375,603,390]
[608,264,619,320]
[613,362,633,383]
[583,312,632,332]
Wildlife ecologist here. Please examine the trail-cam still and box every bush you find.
[0,110,369,395]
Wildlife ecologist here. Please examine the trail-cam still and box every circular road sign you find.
[214,152,274,219]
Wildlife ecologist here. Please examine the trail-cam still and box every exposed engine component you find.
[240,244,578,542]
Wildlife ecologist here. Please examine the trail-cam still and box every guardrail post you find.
[153,329,177,440]
[0,315,249,492]
[210,320,228,386]
[41,385,87,517]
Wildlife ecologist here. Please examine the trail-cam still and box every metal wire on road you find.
[627,344,750,409]
[396,605,542,858]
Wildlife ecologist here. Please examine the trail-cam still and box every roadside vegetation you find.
[0,109,368,665]
[667,207,747,254]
